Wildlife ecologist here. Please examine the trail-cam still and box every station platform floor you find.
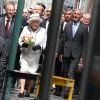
[0,87,79,100]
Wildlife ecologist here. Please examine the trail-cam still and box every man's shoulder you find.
[64,21,72,29]
[80,22,88,28]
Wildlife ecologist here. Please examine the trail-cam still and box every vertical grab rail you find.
[38,0,64,100]
[80,0,100,100]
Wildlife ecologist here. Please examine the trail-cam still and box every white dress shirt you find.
[72,22,80,37]
[63,21,67,31]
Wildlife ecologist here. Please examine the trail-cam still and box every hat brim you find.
[27,18,43,24]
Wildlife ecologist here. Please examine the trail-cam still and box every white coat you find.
[18,26,47,74]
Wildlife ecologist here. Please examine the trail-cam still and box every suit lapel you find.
[9,17,14,31]
[69,22,73,40]
[4,16,15,39]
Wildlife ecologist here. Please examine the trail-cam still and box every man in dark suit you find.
[54,9,73,96]
[58,9,88,97]
[0,1,15,89]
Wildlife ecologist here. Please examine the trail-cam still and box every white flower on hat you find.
[27,13,43,24]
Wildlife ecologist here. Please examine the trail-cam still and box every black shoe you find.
[50,87,55,94]
[63,94,68,99]
[18,92,24,98]
[25,92,30,97]
[54,92,61,96]
[63,93,69,98]
[73,89,79,95]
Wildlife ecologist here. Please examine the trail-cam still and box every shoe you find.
[25,92,30,97]
[50,87,55,94]
[18,92,24,98]
[73,89,79,95]
[54,92,61,96]
[63,93,68,98]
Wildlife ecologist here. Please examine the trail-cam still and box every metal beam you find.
[80,0,100,100]
[38,0,64,100]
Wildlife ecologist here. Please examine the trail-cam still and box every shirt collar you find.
[73,21,80,26]
[5,16,12,21]
[28,26,41,33]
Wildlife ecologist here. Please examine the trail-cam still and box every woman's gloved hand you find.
[22,43,29,48]
[32,45,41,51]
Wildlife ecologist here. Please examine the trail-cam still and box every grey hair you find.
[4,1,15,9]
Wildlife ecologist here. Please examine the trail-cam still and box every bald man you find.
[82,13,91,26]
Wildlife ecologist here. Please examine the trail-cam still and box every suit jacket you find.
[57,21,69,55]
[40,19,46,28]
[0,36,4,55]
[0,14,15,80]
[58,21,88,58]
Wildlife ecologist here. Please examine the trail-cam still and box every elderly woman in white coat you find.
[18,13,47,97]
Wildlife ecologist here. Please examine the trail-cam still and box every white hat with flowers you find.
[27,13,43,23]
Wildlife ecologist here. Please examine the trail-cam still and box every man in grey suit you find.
[58,9,88,96]
[0,1,15,55]
[0,1,15,89]
[58,9,88,79]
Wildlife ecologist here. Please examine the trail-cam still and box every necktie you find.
[5,17,10,33]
